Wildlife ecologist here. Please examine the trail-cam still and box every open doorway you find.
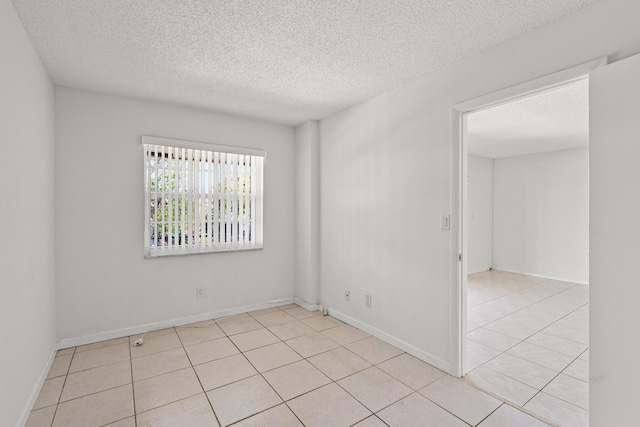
[462,79,590,425]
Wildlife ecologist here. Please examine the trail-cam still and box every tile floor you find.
[465,270,589,427]
[26,303,552,427]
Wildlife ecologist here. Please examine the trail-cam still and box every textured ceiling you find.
[467,78,589,159]
[12,0,596,126]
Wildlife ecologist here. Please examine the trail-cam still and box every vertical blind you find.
[142,136,264,258]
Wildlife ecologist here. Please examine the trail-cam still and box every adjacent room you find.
[2,0,640,426]
[464,79,590,425]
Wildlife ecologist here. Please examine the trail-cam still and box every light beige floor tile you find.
[56,348,75,357]
[61,360,131,402]
[263,360,331,400]
[284,306,322,320]
[419,375,501,426]
[184,337,239,365]
[233,404,302,427]
[206,375,282,426]
[338,367,412,412]
[321,324,370,345]
[465,366,538,407]
[253,310,296,327]
[132,347,191,381]
[243,342,303,373]
[526,332,588,357]
[507,341,574,371]
[268,321,315,341]
[345,336,403,365]
[247,306,281,316]
[285,332,340,358]
[485,353,558,390]
[229,328,280,352]
[378,353,446,390]
[130,333,182,359]
[301,315,343,331]
[131,328,177,340]
[482,320,538,341]
[542,323,589,345]
[68,343,130,373]
[467,340,503,366]
[194,353,257,391]
[563,358,589,382]
[468,329,521,352]
[25,404,57,427]
[75,337,128,353]
[214,313,250,323]
[477,404,551,427]
[104,417,135,426]
[137,394,219,427]
[134,368,202,413]
[353,415,388,427]
[308,347,371,381]
[217,317,263,335]
[287,383,370,427]
[542,374,589,410]
[278,303,299,310]
[525,392,589,427]
[33,376,65,410]
[578,349,589,361]
[52,384,134,427]
[176,324,225,346]
[377,393,468,427]
[47,354,73,378]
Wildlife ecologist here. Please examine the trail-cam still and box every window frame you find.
[142,135,265,258]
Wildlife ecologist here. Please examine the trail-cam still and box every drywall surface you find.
[55,87,295,341]
[320,0,640,369]
[590,51,640,426]
[468,155,494,275]
[0,0,57,425]
[492,149,589,283]
[294,121,321,306]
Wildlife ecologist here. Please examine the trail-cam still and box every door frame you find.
[449,57,607,377]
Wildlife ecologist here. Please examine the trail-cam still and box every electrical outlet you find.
[344,289,350,301]
[365,294,372,308]
[196,287,205,299]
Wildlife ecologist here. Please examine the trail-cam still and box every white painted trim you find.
[293,297,320,312]
[57,298,294,349]
[18,344,58,427]
[327,307,451,374]
[450,57,607,378]
[491,268,589,286]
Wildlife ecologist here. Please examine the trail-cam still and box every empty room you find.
[2,0,640,426]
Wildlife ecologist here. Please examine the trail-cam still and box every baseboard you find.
[57,297,295,349]
[325,307,451,374]
[493,267,589,285]
[293,297,320,312]
[18,343,58,427]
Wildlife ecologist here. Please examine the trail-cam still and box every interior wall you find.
[492,148,589,283]
[467,155,494,275]
[55,87,296,343]
[319,0,640,371]
[0,0,57,425]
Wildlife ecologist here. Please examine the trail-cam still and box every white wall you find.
[590,51,640,426]
[493,149,589,283]
[295,121,321,307]
[0,0,57,425]
[467,155,494,274]
[319,0,640,371]
[55,87,295,343]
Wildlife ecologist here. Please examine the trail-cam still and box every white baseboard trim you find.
[493,267,589,285]
[19,343,58,427]
[57,298,295,349]
[293,297,320,312]
[325,307,451,374]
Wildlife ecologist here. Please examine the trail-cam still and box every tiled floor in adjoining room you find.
[465,270,589,427]
[27,303,552,427]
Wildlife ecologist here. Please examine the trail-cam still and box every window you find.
[142,136,264,257]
